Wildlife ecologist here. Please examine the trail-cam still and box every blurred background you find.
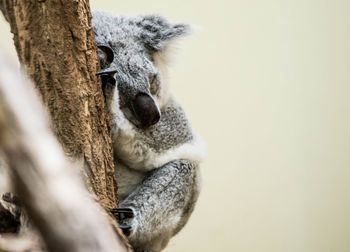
[1,0,350,251]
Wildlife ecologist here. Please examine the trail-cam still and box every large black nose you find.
[131,93,161,128]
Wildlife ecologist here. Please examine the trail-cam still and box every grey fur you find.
[92,11,205,252]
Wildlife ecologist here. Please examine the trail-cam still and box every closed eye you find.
[149,74,157,84]
[149,74,158,95]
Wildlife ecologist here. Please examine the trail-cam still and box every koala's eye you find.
[149,74,157,84]
[149,74,158,95]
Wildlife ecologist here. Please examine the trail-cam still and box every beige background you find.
[1,0,350,251]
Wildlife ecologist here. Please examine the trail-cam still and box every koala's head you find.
[92,12,189,128]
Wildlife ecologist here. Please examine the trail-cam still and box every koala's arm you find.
[119,159,200,252]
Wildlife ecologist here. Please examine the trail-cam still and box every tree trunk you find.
[1,0,117,210]
[0,0,132,251]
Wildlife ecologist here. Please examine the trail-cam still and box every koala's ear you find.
[138,15,190,51]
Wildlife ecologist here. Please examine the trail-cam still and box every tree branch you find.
[1,0,117,210]
[0,0,133,251]
[0,54,129,252]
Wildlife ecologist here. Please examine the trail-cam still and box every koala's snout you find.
[131,93,161,128]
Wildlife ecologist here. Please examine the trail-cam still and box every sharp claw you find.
[111,208,134,237]
[112,208,134,215]
[96,68,117,86]
[111,207,134,220]
[97,44,114,64]
[119,223,132,229]
[96,68,118,76]
[119,223,132,236]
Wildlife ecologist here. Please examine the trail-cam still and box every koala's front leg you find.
[113,159,200,252]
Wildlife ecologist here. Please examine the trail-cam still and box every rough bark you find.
[0,54,129,252]
[0,0,133,251]
[1,0,117,210]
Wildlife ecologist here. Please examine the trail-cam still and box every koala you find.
[92,11,206,252]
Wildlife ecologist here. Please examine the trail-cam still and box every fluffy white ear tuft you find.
[151,25,195,108]
[138,15,191,51]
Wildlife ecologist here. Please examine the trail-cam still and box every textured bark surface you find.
[0,0,133,251]
[2,0,117,210]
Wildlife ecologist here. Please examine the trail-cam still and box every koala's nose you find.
[131,93,161,128]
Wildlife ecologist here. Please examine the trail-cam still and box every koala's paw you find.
[111,207,134,237]
[0,192,21,233]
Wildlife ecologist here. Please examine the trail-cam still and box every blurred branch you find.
[0,54,128,252]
